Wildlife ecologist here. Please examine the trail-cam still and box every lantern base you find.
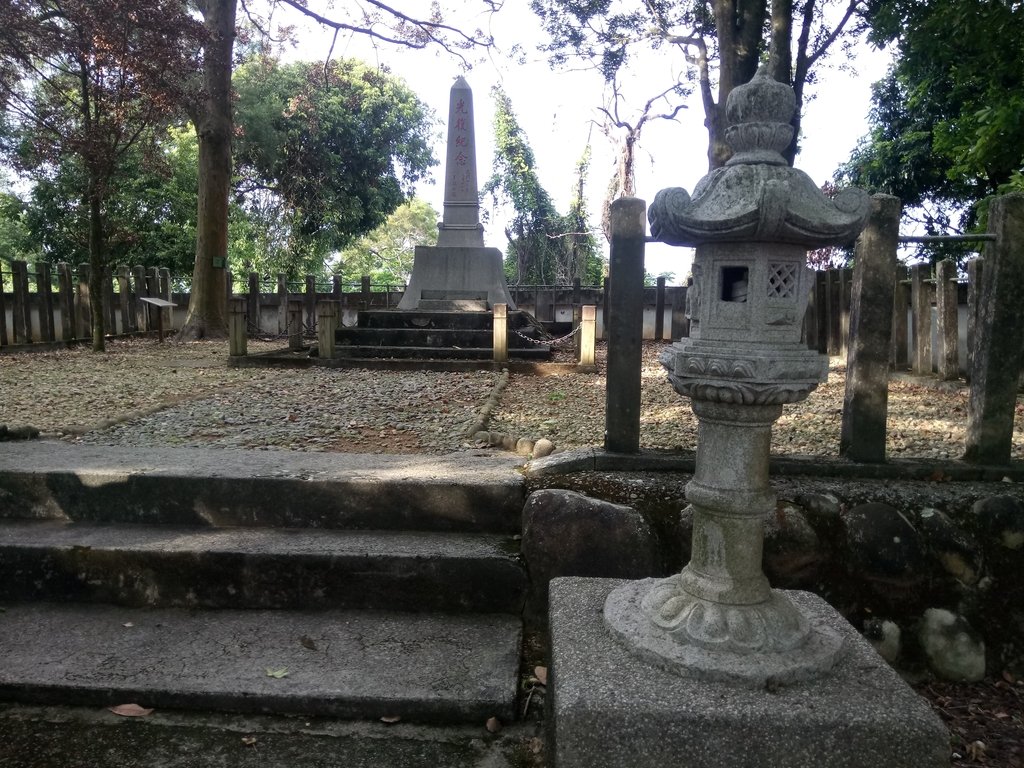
[604,576,845,686]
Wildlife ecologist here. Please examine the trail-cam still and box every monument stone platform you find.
[549,577,949,768]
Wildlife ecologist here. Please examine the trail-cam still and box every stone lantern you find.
[603,68,871,685]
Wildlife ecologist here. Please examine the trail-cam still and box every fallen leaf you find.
[485,716,502,734]
[533,666,548,686]
[241,736,257,746]
[265,668,289,679]
[122,622,134,628]
[380,715,401,724]
[108,703,153,718]
[300,635,318,651]
[1002,670,1017,684]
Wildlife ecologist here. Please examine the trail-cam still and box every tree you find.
[530,0,863,169]
[335,197,439,286]
[837,0,1024,262]
[232,56,435,274]
[0,0,203,350]
[178,0,499,340]
[484,86,602,286]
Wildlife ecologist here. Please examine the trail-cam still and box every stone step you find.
[0,520,527,613]
[0,703,541,767]
[0,443,525,533]
[336,327,543,349]
[334,345,551,360]
[416,299,490,312]
[357,309,537,330]
[0,602,521,723]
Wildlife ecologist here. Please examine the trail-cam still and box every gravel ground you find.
[1,337,1022,460]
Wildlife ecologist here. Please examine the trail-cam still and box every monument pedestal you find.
[397,245,517,311]
[549,577,949,768]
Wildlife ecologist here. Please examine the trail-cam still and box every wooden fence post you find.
[492,303,508,362]
[117,266,134,333]
[0,264,8,346]
[132,265,148,331]
[361,275,372,310]
[305,274,317,335]
[965,193,1024,464]
[671,284,688,340]
[103,267,117,336]
[159,267,172,333]
[605,198,646,454]
[840,194,900,463]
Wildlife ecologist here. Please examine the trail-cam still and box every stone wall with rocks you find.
[522,473,1024,683]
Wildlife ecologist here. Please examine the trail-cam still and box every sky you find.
[275,2,894,285]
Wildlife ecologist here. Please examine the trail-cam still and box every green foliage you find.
[484,86,603,286]
[840,0,1024,262]
[335,197,438,286]
[233,56,437,265]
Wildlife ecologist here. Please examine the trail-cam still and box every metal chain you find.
[510,323,581,347]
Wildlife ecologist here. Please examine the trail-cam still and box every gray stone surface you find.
[0,704,543,768]
[549,577,949,768]
[0,519,526,613]
[0,441,525,533]
[0,603,521,723]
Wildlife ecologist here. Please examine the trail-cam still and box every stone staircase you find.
[335,309,551,361]
[0,443,531,765]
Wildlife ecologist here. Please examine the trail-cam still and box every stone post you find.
[601,277,610,340]
[36,262,55,342]
[579,305,596,368]
[288,299,303,350]
[305,274,316,334]
[492,303,508,362]
[361,275,372,311]
[936,258,959,381]
[604,198,646,454]
[671,284,688,340]
[247,272,260,335]
[838,267,852,357]
[654,276,666,340]
[840,194,900,463]
[58,263,75,341]
[0,268,7,346]
[228,297,247,357]
[891,267,910,370]
[103,268,117,336]
[117,266,134,333]
[911,264,932,375]
[276,274,288,335]
[965,193,1024,464]
[814,270,828,353]
[966,258,983,382]
[573,277,582,356]
[76,263,91,340]
[11,260,30,343]
[317,300,337,359]
[132,265,148,331]
[159,267,172,333]
[825,268,840,356]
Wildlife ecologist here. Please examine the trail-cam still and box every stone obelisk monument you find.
[398,77,516,310]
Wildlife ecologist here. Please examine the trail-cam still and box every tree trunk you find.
[88,189,106,352]
[178,0,236,340]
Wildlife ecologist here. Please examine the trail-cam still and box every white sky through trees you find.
[276,2,893,284]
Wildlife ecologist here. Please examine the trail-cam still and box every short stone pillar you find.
[935,258,959,381]
[288,299,303,351]
[965,193,1024,464]
[228,297,247,357]
[317,300,337,359]
[492,303,508,363]
[840,194,900,463]
[579,305,596,368]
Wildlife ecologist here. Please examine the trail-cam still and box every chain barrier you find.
[510,323,581,347]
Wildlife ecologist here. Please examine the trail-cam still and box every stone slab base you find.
[549,577,949,768]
